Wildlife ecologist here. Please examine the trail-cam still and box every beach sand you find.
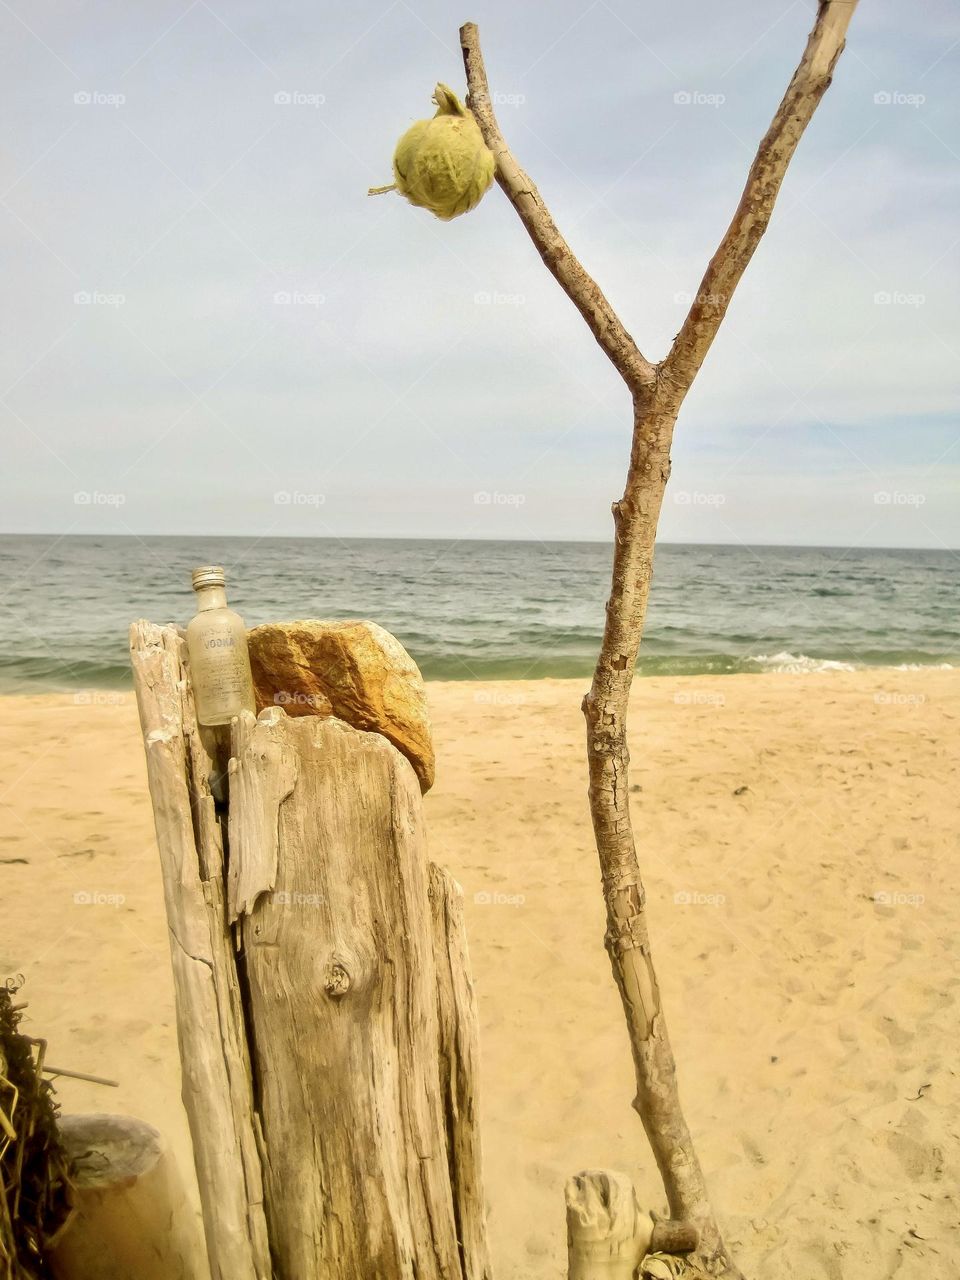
[2,669,957,1278]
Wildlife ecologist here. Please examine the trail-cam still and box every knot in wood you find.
[323,960,351,999]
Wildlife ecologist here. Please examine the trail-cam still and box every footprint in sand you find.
[886,1129,944,1181]
[740,1133,767,1167]
[877,1015,912,1047]
[885,1107,944,1181]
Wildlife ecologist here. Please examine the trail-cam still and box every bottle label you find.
[187,616,255,724]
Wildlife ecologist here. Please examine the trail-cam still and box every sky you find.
[0,0,957,548]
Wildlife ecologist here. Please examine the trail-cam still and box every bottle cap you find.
[191,565,226,591]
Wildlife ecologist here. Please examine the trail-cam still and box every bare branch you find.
[663,0,858,390]
[455,10,858,1278]
[460,22,657,394]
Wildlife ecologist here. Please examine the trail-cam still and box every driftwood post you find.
[228,708,489,1277]
[130,620,490,1280]
[459,5,858,1276]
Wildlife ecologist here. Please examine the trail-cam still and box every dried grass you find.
[0,982,73,1280]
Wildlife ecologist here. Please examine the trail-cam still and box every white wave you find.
[894,662,954,671]
[748,651,858,674]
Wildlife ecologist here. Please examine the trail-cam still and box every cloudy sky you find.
[1,0,957,547]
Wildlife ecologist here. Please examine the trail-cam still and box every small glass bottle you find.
[185,566,256,726]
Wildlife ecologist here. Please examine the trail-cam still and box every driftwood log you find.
[47,1113,206,1280]
[129,620,490,1280]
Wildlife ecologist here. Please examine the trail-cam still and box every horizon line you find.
[0,532,955,554]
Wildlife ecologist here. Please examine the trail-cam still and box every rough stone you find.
[247,620,435,792]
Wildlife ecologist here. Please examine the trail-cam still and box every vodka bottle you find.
[185,566,256,726]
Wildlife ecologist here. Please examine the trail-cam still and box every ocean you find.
[0,536,955,691]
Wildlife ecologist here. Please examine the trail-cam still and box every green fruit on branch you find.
[369,83,495,220]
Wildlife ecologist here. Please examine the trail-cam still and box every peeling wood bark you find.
[461,7,858,1276]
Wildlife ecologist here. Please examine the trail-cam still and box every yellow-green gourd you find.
[368,84,495,220]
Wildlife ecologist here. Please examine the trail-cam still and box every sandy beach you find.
[2,668,957,1279]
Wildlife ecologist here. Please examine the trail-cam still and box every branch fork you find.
[460,9,858,1277]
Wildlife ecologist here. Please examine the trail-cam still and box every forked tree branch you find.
[460,6,858,1279]
[462,2,856,392]
[461,23,657,394]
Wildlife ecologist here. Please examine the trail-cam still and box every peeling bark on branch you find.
[461,6,858,1277]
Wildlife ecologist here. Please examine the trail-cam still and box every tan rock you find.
[247,620,435,792]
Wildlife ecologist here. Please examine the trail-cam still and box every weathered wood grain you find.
[133,619,490,1279]
[429,863,492,1280]
[230,712,472,1278]
[129,621,271,1280]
